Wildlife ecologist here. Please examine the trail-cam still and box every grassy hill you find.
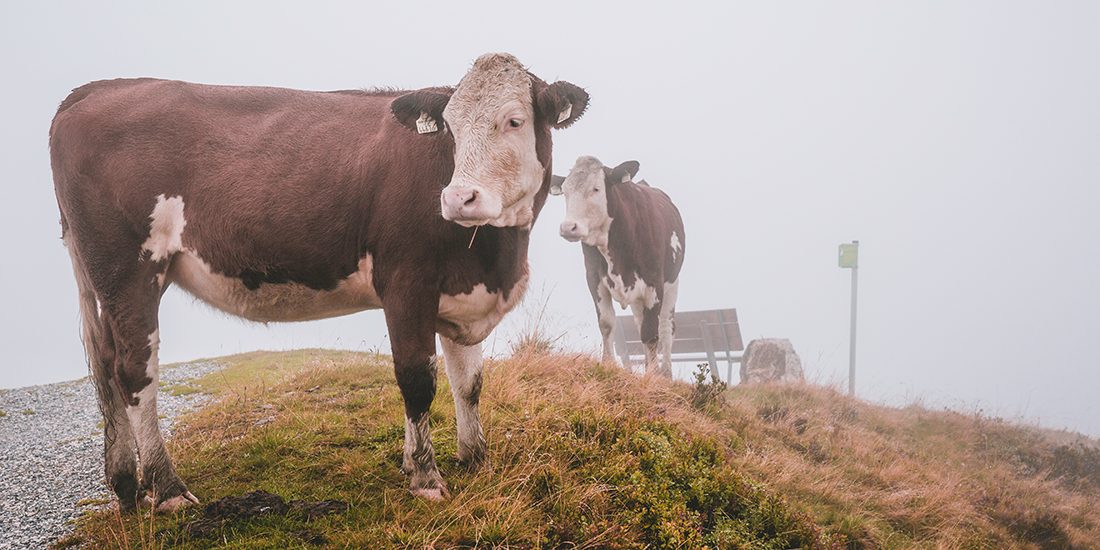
[59,349,1100,548]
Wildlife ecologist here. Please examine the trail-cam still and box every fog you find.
[1,2,1097,436]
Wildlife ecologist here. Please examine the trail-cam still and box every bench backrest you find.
[613,308,744,379]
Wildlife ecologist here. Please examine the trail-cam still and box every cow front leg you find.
[397,353,446,499]
[440,336,486,470]
[384,289,447,500]
[594,282,618,365]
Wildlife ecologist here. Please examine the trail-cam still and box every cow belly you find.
[437,276,528,345]
[167,251,382,322]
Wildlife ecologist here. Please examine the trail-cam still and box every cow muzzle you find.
[559,220,587,242]
[440,183,502,227]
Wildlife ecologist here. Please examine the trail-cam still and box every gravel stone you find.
[0,361,224,549]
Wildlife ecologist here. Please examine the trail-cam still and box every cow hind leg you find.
[636,304,663,376]
[658,281,679,377]
[71,257,141,511]
[123,322,198,512]
[440,337,486,470]
[75,248,196,511]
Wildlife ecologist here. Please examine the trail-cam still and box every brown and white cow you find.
[50,53,587,510]
[551,157,685,376]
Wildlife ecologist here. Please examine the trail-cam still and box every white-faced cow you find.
[551,157,685,376]
[50,53,587,510]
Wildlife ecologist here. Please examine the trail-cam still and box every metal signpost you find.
[838,241,859,396]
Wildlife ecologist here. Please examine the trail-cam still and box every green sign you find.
[838,242,859,268]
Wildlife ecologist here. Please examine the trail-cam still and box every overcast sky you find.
[1,2,1097,436]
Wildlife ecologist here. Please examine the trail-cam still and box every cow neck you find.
[593,182,637,279]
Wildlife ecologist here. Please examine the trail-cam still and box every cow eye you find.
[508,118,524,129]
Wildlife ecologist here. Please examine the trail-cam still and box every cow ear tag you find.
[557,103,572,124]
[416,112,439,134]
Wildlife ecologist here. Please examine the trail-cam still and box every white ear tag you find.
[416,112,438,134]
[622,173,631,183]
[557,102,572,124]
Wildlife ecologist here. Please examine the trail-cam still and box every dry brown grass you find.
[60,348,1100,548]
[64,350,833,548]
[720,382,1100,548]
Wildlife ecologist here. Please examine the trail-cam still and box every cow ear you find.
[549,175,566,196]
[537,81,589,129]
[391,89,452,134]
[609,160,640,184]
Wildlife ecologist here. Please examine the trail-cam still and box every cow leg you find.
[111,269,196,511]
[384,289,447,500]
[594,282,618,365]
[658,280,679,377]
[69,252,141,512]
[440,336,486,470]
[634,303,662,376]
[69,242,195,511]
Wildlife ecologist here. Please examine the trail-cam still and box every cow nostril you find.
[463,190,479,207]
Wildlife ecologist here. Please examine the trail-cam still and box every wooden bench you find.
[613,308,745,382]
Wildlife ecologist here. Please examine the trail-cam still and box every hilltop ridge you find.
[61,349,1100,548]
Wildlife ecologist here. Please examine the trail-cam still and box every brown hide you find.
[50,61,583,507]
[584,178,685,302]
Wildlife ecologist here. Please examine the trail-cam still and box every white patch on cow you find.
[95,299,103,317]
[438,274,528,345]
[600,249,657,310]
[558,156,612,248]
[442,53,544,229]
[670,233,682,263]
[168,251,381,322]
[125,330,162,467]
[141,194,186,262]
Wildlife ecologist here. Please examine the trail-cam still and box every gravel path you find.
[0,361,224,550]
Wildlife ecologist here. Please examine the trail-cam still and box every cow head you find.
[552,156,639,247]
[391,53,588,228]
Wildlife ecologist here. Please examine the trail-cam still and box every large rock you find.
[740,338,804,384]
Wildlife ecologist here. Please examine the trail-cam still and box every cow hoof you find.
[408,470,449,501]
[410,486,449,501]
[156,491,200,513]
